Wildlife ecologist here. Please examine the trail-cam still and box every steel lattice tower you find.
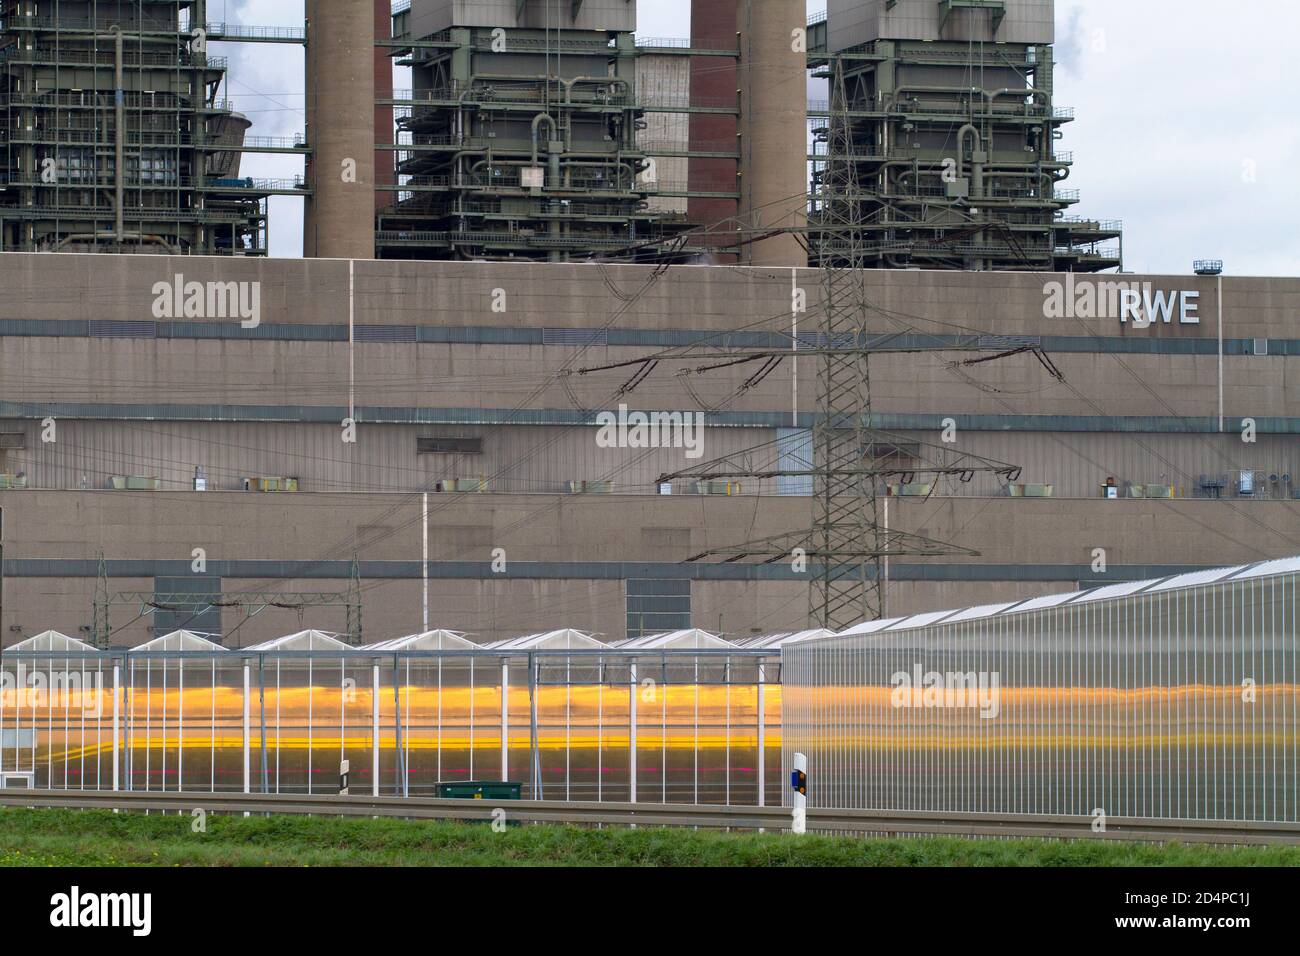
[811,59,883,628]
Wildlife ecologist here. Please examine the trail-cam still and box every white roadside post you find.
[500,659,510,780]
[242,659,251,815]
[756,662,766,807]
[791,752,807,835]
[111,662,120,792]
[628,662,637,804]
[371,663,380,797]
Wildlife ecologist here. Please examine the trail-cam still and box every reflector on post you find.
[791,751,807,834]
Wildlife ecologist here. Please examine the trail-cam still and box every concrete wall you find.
[0,258,1294,424]
[1,255,1293,337]
[1,491,1293,647]
[2,253,1298,646]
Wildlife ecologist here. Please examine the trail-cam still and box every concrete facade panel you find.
[2,492,1295,646]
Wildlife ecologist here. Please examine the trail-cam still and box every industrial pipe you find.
[562,76,630,106]
[893,85,1049,107]
[52,233,178,254]
[468,158,638,189]
[530,113,561,187]
[957,124,984,198]
[988,87,1049,106]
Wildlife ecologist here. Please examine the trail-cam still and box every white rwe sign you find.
[1043,274,1199,326]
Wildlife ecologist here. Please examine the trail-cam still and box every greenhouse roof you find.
[486,629,606,650]
[365,630,476,651]
[130,631,224,652]
[735,630,831,649]
[245,630,351,651]
[3,630,95,653]
[827,556,1300,640]
[618,629,734,649]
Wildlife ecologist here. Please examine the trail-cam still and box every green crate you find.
[437,781,522,801]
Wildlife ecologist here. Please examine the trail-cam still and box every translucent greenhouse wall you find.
[0,651,782,805]
[783,573,1300,822]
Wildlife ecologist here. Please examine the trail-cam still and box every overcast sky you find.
[221,0,1300,277]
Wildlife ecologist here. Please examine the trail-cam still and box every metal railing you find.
[0,91,235,112]
[388,89,736,112]
[4,128,248,148]
[205,22,306,42]
[449,198,680,219]
[3,790,1297,844]
[1056,215,1123,231]
[389,86,632,107]
[0,173,298,192]
[0,203,256,222]
[389,172,647,191]
[0,14,185,33]
[375,229,675,248]
[635,37,738,53]
[638,139,738,154]
[0,47,225,69]
[242,135,309,150]
[807,99,1075,119]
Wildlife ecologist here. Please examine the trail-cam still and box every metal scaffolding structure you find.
[378,1,705,262]
[0,0,304,254]
[806,5,1122,272]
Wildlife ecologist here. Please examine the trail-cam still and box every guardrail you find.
[635,38,739,53]
[0,47,225,69]
[206,23,306,42]
[2,789,1297,844]
[242,135,309,150]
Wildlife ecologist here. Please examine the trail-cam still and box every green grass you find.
[0,807,1297,867]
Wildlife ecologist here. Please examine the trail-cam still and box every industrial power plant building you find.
[0,253,1296,647]
[0,1,1294,651]
[3,0,1122,266]
[0,0,294,254]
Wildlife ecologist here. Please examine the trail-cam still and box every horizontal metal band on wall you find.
[0,400,1295,434]
[1,319,1296,355]
[0,558,1221,584]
